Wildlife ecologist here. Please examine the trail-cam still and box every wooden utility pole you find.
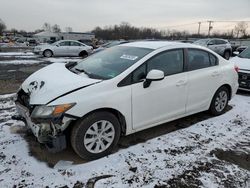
[208,21,213,36]
[198,22,201,35]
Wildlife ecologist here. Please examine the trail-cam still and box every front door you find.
[131,49,188,130]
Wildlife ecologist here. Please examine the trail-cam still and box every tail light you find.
[234,65,239,72]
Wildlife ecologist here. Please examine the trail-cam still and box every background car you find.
[93,40,128,53]
[194,38,232,60]
[33,40,93,57]
[15,37,39,46]
[230,46,250,91]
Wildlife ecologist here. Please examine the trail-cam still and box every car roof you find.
[57,40,82,43]
[120,41,199,50]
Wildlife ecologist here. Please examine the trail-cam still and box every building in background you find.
[33,31,95,44]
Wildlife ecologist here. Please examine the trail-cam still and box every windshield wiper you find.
[75,68,108,80]
[65,61,77,69]
[75,68,92,76]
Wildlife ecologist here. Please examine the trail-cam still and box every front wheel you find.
[209,86,229,115]
[43,50,53,57]
[71,111,121,160]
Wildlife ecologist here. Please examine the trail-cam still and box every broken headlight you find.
[31,103,75,118]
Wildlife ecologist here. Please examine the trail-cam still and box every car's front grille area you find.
[238,71,250,89]
[16,89,34,113]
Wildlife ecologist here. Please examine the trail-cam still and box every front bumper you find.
[33,50,43,56]
[14,95,74,152]
[238,71,250,91]
[16,101,40,138]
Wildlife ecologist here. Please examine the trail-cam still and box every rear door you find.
[207,39,219,53]
[214,39,227,55]
[69,41,83,56]
[186,48,223,113]
[54,41,71,56]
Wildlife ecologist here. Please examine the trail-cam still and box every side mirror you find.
[56,44,59,47]
[233,51,239,56]
[143,69,164,88]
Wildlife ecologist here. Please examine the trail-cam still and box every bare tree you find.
[34,29,44,34]
[0,18,6,35]
[52,24,61,33]
[234,21,248,38]
[10,28,18,36]
[42,22,51,32]
[65,27,73,33]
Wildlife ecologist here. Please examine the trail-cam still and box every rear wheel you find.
[79,51,88,58]
[71,111,121,159]
[209,86,229,115]
[43,50,53,57]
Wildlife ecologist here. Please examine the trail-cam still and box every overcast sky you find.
[0,0,250,33]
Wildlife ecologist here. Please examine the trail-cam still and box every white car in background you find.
[15,41,238,159]
[34,40,93,57]
[230,47,250,91]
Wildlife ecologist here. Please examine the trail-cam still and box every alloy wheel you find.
[84,120,115,154]
[215,90,228,112]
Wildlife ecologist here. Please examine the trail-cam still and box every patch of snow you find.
[0,60,42,64]
[44,57,81,63]
[0,52,34,56]
[0,94,249,187]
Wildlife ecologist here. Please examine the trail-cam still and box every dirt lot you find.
[0,52,80,94]
[0,51,249,187]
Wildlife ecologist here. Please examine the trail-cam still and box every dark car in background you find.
[230,46,250,91]
[93,40,128,53]
[194,38,232,60]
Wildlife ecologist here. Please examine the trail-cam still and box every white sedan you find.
[33,40,93,57]
[230,47,250,91]
[15,41,238,159]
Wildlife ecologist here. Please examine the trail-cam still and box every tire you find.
[223,51,230,60]
[79,51,88,58]
[71,111,121,160]
[43,50,53,57]
[209,86,229,116]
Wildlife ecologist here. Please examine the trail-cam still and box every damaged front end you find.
[13,89,76,152]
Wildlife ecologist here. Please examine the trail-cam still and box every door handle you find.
[176,80,187,86]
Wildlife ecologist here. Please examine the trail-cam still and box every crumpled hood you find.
[230,56,250,71]
[22,63,101,104]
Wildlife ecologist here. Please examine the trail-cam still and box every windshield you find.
[238,47,250,59]
[73,46,152,79]
[194,39,209,45]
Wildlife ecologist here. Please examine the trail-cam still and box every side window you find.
[215,40,226,45]
[209,53,218,66]
[59,41,70,46]
[70,42,81,46]
[187,49,211,71]
[133,64,146,83]
[146,49,184,76]
[208,40,216,45]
